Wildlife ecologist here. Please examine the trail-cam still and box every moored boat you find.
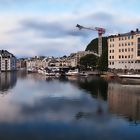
[65,69,79,76]
[118,74,140,79]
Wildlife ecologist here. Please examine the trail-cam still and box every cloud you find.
[20,19,89,38]
[0,0,140,57]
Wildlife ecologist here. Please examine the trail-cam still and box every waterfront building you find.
[16,58,27,70]
[0,50,16,71]
[108,29,140,71]
[26,56,45,70]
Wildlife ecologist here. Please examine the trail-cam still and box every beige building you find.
[108,29,140,71]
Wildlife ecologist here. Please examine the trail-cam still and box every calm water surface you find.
[0,71,140,140]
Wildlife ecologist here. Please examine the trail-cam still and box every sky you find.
[0,0,140,58]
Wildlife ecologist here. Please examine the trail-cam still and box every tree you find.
[80,54,98,70]
[85,37,108,71]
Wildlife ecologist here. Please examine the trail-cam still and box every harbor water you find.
[0,71,140,140]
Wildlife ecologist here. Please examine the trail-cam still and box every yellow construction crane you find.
[76,24,105,57]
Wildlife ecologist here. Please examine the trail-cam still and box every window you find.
[125,56,127,58]
[119,55,121,59]
[131,42,133,45]
[122,49,124,52]
[125,49,127,52]
[131,35,133,39]
[119,49,121,52]
[112,62,114,65]
[112,56,114,59]
[137,38,140,56]
[122,55,124,58]
[128,42,130,46]
[128,48,130,52]
[131,48,133,51]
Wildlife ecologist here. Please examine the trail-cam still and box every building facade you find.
[108,29,140,71]
[0,50,16,72]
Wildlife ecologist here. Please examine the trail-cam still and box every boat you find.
[79,71,88,76]
[118,73,140,84]
[118,74,140,79]
[65,69,80,76]
[45,72,56,76]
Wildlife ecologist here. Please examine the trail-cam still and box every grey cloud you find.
[20,19,89,38]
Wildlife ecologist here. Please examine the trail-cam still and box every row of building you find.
[17,51,96,71]
[1,28,140,72]
[0,49,96,72]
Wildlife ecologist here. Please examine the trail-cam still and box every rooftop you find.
[108,28,140,38]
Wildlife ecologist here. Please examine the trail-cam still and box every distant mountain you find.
[85,37,108,53]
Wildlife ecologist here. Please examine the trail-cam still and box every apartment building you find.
[0,50,16,71]
[108,29,140,71]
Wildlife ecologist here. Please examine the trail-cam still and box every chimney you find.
[136,28,139,32]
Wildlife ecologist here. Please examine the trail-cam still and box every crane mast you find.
[76,24,105,57]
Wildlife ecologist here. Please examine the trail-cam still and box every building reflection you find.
[0,72,17,94]
[108,83,140,122]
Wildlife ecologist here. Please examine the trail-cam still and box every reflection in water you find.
[0,72,17,93]
[108,83,140,123]
[0,74,139,140]
[77,76,108,100]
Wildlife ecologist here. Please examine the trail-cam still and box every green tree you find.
[85,37,108,71]
[80,54,98,70]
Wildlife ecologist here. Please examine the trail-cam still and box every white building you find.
[0,50,16,71]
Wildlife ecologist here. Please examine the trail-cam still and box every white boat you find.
[118,74,140,79]
[45,72,56,76]
[65,69,79,76]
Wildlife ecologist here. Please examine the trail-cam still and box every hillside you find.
[85,37,108,71]
[85,37,108,53]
